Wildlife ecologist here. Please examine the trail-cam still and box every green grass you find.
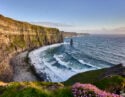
[0,82,73,97]
[54,87,73,97]
[64,68,106,86]
[64,68,125,92]
[94,75,125,92]
[0,68,125,97]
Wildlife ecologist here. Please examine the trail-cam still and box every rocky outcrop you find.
[0,14,63,82]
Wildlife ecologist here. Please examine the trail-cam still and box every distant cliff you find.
[0,14,63,82]
[61,31,89,38]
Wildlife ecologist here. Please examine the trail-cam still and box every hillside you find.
[0,14,63,82]
[64,64,125,85]
[0,81,73,97]
[64,64,125,93]
[0,65,125,97]
[0,14,125,96]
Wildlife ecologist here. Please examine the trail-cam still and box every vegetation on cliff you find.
[0,14,63,82]
[0,81,73,97]
[0,14,125,97]
[0,65,125,97]
[64,64,125,94]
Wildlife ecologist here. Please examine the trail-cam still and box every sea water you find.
[29,35,125,82]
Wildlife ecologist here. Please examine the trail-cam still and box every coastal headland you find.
[0,14,125,97]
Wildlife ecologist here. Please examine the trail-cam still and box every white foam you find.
[78,60,101,69]
[29,43,77,82]
[29,43,64,81]
[53,54,70,68]
[29,43,96,82]
[42,58,77,82]
[29,43,63,56]
[53,54,93,72]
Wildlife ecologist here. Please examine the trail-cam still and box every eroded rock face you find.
[0,14,63,82]
[0,34,9,45]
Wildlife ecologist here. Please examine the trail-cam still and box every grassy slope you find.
[94,75,125,92]
[64,68,106,86]
[64,67,125,92]
[0,68,125,97]
[0,82,73,97]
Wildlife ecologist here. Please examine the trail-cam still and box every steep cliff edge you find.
[0,14,63,82]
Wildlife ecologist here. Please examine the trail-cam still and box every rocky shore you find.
[10,51,38,82]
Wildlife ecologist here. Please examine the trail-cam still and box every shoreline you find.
[10,43,63,82]
[28,42,98,82]
[28,43,64,82]
[10,51,39,82]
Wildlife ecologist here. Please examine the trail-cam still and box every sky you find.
[0,0,125,34]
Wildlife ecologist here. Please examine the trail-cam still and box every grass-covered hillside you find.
[0,65,125,97]
[64,68,106,86]
[64,64,125,93]
[0,81,73,97]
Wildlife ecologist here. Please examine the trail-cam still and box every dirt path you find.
[11,51,38,82]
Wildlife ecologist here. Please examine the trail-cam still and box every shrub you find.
[72,83,122,97]
[94,76,125,93]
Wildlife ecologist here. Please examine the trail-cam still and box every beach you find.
[11,51,38,81]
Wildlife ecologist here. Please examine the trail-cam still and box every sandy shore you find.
[11,51,38,82]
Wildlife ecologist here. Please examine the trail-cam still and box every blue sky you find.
[0,0,125,33]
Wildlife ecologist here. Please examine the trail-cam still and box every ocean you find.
[29,35,125,82]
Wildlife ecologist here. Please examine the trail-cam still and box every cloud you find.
[31,22,125,34]
[31,22,72,27]
[111,27,125,32]
[78,27,125,34]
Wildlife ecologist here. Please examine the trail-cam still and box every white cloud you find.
[31,22,125,34]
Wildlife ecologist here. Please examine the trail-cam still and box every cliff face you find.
[0,14,63,82]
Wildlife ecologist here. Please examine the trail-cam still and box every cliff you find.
[61,31,89,38]
[0,14,63,82]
